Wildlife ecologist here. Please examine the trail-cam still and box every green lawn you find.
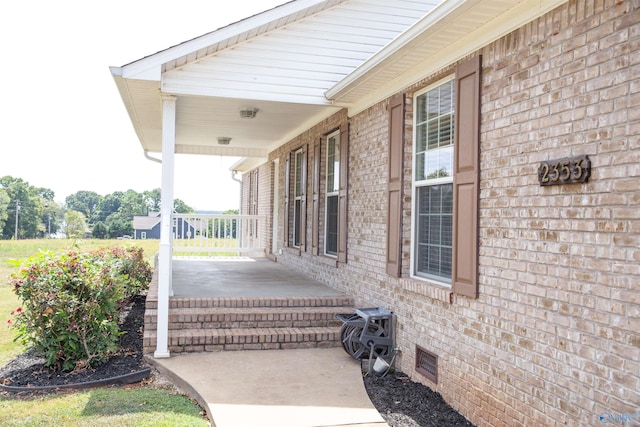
[0,239,208,427]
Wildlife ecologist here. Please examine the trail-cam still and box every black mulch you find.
[1,295,475,426]
[364,372,475,427]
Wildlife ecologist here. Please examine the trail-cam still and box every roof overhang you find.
[326,0,568,115]
[110,0,348,164]
[116,0,342,82]
[112,0,568,172]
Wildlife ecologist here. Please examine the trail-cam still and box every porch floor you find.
[169,257,344,298]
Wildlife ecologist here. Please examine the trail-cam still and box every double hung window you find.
[293,148,304,248]
[325,130,340,256]
[413,79,455,283]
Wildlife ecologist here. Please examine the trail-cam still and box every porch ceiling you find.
[110,72,340,159]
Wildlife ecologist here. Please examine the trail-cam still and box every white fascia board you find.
[328,0,567,111]
[116,0,332,82]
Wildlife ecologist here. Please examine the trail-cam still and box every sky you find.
[0,0,287,212]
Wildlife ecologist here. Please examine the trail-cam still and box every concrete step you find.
[145,306,349,330]
[144,326,342,354]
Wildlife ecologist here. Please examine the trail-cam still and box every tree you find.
[92,221,108,239]
[41,202,62,237]
[95,192,123,223]
[0,176,50,239]
[119,190,146,218]
[64,210,87,239]
[66,191,102,224]
[143,188,161,213]
[0,188,9,234]
[174,198,195,214]
[106,216,132,238]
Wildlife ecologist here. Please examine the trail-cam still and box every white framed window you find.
[325,130,340,256]
[293,148,304,247]
[141,232,147,239]
[412,78,455,284]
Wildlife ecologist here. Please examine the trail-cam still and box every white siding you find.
[162,0,439,104]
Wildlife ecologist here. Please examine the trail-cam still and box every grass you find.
[0,239,208,427]
[0,388,206,427]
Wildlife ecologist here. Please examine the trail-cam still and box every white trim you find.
[410,78,455,287]
[293,148,304,248]
[272,159,280,256]
[324,129,340,257]
[155,94,177,359]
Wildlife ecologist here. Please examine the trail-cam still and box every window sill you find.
[283,247,302,256]
[400,277,453,304]
[316,253,339,268]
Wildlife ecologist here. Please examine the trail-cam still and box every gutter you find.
[144,150,162,164]
[231,171,242,212]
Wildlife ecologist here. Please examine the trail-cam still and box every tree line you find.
[0,176,194,239]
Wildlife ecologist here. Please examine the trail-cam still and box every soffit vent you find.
[416,345,438,384]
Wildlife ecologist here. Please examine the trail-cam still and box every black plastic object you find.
[336,308,394,360]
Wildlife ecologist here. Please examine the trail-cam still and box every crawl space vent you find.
[416,346,438,384]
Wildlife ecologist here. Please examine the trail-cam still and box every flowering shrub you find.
[89,246,152,302]
[9,246,152,371]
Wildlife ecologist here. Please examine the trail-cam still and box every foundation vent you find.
[416,346,438,384]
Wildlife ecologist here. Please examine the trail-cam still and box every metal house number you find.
[538,155,591,186]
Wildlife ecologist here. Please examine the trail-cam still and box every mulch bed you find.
[364,372,475,427]
[0,295,148,394]
[1,295,475,426]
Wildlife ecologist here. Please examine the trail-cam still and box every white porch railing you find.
[172,214,265,255]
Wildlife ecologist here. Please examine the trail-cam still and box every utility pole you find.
[14,200,20,240]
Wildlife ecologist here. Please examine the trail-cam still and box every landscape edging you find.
[0,367,151,393]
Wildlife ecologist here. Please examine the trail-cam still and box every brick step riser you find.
[145,297,354,310]
[145,310,352,330]
[167,320,344,330]
[143,328,341,354]
[144,320,343,331]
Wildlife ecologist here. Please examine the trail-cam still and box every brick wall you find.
[240,164,274,256]
[253,1,639,426]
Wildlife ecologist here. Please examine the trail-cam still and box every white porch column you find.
[155,94,177,358]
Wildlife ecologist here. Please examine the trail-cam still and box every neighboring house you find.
[133,212,161,239]
[112,1,639,426]
[133,212,198,239]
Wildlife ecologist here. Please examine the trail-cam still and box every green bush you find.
[8,246,152,371]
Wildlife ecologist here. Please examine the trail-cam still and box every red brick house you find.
[112,1,639,425]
